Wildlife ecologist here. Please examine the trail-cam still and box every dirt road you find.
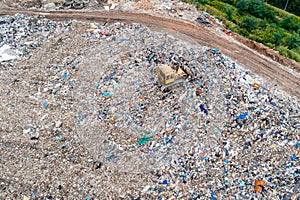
[1,9,299,97]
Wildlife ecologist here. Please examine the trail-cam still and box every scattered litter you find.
[236,112,248,119]
[0,45,18,62]
[23,196,30,200]
[138,136,153,146]
[0,4,299,199]
[254,180,266,192]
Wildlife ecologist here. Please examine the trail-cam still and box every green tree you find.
[224,6,235,20]
[236,0,275,20]
[263,25,276,44]
[262,25,286,45]
[288,0,300,16]
[240,16,259,31]
[273,29,286,45]
[279,16,300,32]
[284,32,300,49]
[236,0,249,14]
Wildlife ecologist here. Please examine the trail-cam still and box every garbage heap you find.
[0,14,299,199]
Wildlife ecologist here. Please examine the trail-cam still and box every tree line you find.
[185,0,300,62]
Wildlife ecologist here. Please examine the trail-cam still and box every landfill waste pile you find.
[0,0,103,9]
[0,13,299,200]
[63,0,90,9]
[0,0,43,8]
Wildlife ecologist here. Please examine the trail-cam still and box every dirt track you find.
[1,9,299,98]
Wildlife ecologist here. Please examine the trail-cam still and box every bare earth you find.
[1,8,299,98]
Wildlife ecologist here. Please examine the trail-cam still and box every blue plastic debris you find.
[33,189,37,195]
[270,102,277,106]
[200,104,208,115]
[225,149,229,156]
[4,142,9,147]
[43,103,49,108]
[162,180,169,185]
[290,155,297,161]
[238,179,244,185]
[236,112,248,120]
[164,135,173,145]
[56,135,63,141]
[211,191,218,200]
[295,142,300,148]
[63,72,68,80]
[103,91,114,97]
[211,48,221,54]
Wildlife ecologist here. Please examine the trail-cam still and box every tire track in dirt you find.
[1,8,299,97]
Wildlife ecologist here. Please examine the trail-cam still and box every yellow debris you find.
[109,116,116,124]
[23,196,30,200]
[253,83,260,90]
[90,24,98,29]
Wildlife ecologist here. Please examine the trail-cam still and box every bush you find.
[236,0,275,20]
[288,50,300,62]
[185,0,300,62]
[284,32,300,49]
[240,16,259,31]
[225,20,238,30]
[279,16,300,33]
[237,27,250,36]
[266,43,276,49]
[248,29,265,43]
[277,46,300,62]
[262,25,286,45]
[277,46,289,57]
[205,1,239,21]
[272,28,286,46]
[262,25,276,44]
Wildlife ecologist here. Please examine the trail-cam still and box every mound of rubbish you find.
[0,0,100,9]
[0,14,299,199]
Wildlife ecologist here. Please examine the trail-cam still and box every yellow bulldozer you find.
[156,64,187,91]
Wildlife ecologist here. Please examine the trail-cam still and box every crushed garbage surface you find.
[0,9,299,200]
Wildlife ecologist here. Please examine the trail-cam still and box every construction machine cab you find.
[156,64,187,91]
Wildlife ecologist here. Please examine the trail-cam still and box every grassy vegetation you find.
[184,0,300,62]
